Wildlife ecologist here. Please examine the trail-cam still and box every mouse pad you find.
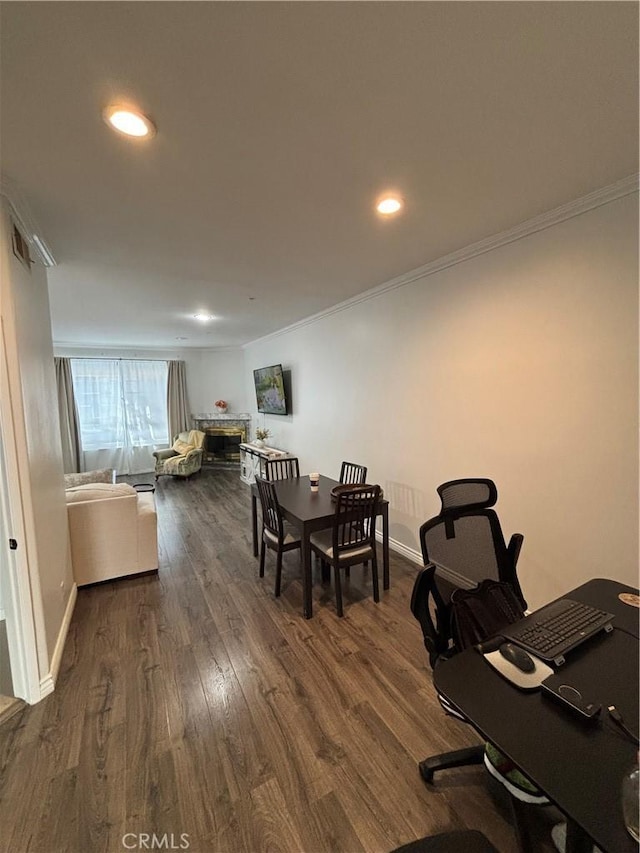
[484,649,554,690]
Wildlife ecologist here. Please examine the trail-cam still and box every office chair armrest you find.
[410,564,450,668]
[507,533,524,569]
[506,533,527,610]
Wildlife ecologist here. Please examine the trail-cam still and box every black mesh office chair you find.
[411,480,544,852]
[412,478,526,781]
[420,479,526,611]
[265,456,300,481]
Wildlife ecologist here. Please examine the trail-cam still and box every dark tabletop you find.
[434,578,640,853]
[273,475,389,523]
[272,475,341,522]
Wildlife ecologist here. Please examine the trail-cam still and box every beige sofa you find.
[65,483,158,586]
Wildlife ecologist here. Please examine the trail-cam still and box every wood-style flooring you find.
[0,695,22,727]
[0,469,557,853]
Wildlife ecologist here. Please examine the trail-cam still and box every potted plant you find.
[215,399,228,413]
[254,427,270,447]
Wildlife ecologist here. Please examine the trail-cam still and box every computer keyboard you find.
[502,598,614,664]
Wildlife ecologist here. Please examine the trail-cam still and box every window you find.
[71,358,169,455]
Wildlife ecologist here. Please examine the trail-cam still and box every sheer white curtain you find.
[70,359,169,475]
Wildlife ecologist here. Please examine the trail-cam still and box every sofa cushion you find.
[172,438,195,456]
[64,468,116,488]
[65,483,137,503]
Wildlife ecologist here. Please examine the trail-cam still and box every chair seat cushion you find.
[164,453,191,470]
[172,438,195,455]
[309,529,372,562]
[264,524,300,547]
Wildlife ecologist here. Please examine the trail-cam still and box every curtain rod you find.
[62,357,178,362]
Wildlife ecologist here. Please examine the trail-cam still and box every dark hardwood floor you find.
[0,469,557,852]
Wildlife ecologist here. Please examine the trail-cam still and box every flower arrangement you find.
[255,427,271,441]
[215,399,227,410]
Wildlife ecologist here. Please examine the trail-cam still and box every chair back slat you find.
[255,476,284,540]
[334,485,380,554]
[339,461,368,485]
[265,457,300,481]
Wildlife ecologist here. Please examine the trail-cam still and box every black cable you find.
[612,624,640,640]
[607,705,640,746]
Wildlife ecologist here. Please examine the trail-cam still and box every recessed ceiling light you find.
[376,196,403,215]
[193,313,215,322]
[103,105,156,138]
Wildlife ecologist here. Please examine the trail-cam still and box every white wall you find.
[244,192,639,609]
[191,349,248,414]
[0,201,74,675]
[53,345,247,417]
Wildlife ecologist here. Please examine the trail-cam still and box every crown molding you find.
[245,173,639,349]
[0,176,57,267]
[52,341,244,354]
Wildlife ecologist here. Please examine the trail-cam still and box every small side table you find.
[133,483,155,493]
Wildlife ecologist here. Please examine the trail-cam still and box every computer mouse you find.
[499,642,536,673]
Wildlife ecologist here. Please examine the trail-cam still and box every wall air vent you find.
[11,221,32,270]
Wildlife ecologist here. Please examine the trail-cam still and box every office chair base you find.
[419,745,485,783]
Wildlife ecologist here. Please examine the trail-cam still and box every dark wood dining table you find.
[250,474,390,619]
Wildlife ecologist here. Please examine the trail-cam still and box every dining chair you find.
[339,461,370,571]
[255,476,301,597]
[264,456,300,481]
[339,461,368,485]
[310,484,381,617]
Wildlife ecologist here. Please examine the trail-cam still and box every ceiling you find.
[1,2,638,349]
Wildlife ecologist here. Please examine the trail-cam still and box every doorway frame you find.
[0,319,41,704]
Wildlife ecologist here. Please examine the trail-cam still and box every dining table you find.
[250,474,390,619]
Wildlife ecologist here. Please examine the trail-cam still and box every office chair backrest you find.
[438,479,497,511]
[265,456,300,481]
[340,461,368,485]
[333,484,380,555]
[255,475,284,540]
[420,478,526,610]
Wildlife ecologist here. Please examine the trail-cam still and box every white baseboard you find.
[376,530,423,567]
[39,583,77,700]
[39,673,54,700]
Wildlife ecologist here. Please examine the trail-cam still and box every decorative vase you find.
[254,438,264,447]
[215,406,227,414]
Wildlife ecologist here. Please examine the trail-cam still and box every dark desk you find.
[250,475,390,619]
[434,579,639,853]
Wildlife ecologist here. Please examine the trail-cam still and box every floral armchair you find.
[153,429,205,479]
